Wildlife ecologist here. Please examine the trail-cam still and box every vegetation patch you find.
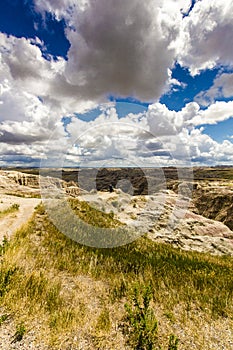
[0,204,233,348]
[68,198,122,228]
[0,203,20,218]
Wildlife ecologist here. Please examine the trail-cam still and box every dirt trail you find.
[0,194,41,243]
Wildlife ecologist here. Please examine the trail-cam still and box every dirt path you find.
[0,194,41,243]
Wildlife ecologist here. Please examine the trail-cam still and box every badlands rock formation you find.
[0,169,233,255]
[78,188,233,256]
[192,180,233,230]
[0,170,80,198]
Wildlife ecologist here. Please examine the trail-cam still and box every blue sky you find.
[0,0,233,167]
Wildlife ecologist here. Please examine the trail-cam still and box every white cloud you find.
[61,102,233,167]
[0,34,71,162]
[1,1,233,167]
[190,101,233,126]
[0,33,97,116]
[181,128,233,164]
[195,72,233,106]
[146,100,233,130]
[147,102,200,136]
[32,0,233,101]
[34,0,189,101]
[178,0,233,74]
[34,0,88,20]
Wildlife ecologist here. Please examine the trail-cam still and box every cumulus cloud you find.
[0,33,70,163]
[195,72,233,106]
[31,0,233,101]
[146,100,233,130]
[34,0,88,20]
[61,103,233,167]
[33,0,233,99]
[0,33,98,115]
[147,102,200,136]
[34,0,189,101]
[178,0,233,74]
[1,0,233,167]
[179,128,233,164]
[190,101,233,126]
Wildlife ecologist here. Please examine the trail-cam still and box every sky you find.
[0,0,233,167]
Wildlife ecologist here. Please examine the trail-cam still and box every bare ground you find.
[0,194,41,243]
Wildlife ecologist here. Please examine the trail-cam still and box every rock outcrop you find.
[192,180,233,230]
[0,170,80,197]
[0,171,40,196]
[78,188,233,256]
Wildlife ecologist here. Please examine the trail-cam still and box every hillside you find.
[0,168,233,349]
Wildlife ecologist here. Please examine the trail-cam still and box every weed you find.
[11,322,26,343]
[164,312,176,323]
[168,335,179,350]
[0,314,9,325]
[0,236,9,256]
[123,284,179,349]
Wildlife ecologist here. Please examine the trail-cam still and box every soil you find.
[0,194,41,243]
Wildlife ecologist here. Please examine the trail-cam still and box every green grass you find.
[0,203,20,218]
[0,204,233,348]
[68,197,122,228]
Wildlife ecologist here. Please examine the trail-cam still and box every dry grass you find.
[0,203,19,218]
[0,204,233,348]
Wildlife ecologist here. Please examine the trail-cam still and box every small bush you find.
[11,203,20,210]
[123,284,179,350]
[11,322,26,343]
[96,308,111,332]
[123,284,159,349]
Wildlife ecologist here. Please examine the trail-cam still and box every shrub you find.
[11,322,26,343]
[123,284,179,350]
[123,284,159,349]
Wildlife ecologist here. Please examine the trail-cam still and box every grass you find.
[68,197,122,228]
[0,204,233,348]
[0,203,19,218]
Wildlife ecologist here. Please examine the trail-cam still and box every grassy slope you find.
[0,204,233,349]
[68,198,122,228]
